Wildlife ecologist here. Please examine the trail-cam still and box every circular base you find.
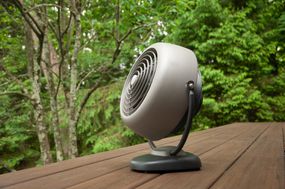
[130,151,201,172]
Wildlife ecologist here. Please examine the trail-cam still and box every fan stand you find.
[130,81,201,172]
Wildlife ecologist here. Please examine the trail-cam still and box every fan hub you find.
[130,74,138,88]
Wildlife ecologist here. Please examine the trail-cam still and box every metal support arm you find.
[148,81,195,156]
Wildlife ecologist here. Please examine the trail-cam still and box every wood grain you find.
[210,123,284,189]
[135,123,269,189]
[3,123,244,189]
[0,122,231,188]
[279,123,285,151]
[1,123,283,189]
[67,123,257,189]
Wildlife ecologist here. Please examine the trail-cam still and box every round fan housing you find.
[120,43,202,141]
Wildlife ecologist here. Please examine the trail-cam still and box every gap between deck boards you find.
[2,123,248,189]
[0,123,237,188]
[66,124,259,189]
[2,123,282,189]
[135,123,283,189]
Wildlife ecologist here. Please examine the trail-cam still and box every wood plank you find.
[281,122,285,150]
[66,123,266,189]
[0,124,216,188]
[134,123,269,189]
[3,123,250,189]
[0,123,244,187]
[209,123,284,189]
[0,123,239,188]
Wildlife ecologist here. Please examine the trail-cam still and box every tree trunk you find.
[31,37,53,165]
[23,12,53,165]
[32,82,53,164]
[42,35,64,162]
[68,1,81,158]
[50,94,64,161]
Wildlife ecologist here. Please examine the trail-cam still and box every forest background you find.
[0,0,284,173]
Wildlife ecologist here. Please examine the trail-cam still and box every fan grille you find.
[122,48,158,116]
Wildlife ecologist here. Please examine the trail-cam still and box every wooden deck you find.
[0,122,284,189]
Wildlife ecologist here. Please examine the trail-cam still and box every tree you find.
[0,0,158,165]
[159,0,285,127]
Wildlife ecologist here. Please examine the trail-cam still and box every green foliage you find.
[0,5,38,172]
[0,95,40,173]
[161,0,285,130]
[77,80,144,155]
[1,0,285,172]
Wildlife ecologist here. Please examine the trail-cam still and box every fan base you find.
[130,149,201,172]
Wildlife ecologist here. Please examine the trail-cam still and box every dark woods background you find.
[0,0,284,173]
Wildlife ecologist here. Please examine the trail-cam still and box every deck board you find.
[67,123,255,189]
[3,123,245,189]
[135,123,269,189]
[282,122,285,150]
[210,123,284,189]
[0,122,283,189]
[0,123,236,188]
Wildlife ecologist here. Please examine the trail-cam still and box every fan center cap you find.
[130,75,139,88]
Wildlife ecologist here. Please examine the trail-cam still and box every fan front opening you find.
[122,48,158,116]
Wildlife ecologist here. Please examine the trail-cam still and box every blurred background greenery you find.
[0,0,284,173]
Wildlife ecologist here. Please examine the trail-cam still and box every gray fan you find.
[120,42,202,172]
